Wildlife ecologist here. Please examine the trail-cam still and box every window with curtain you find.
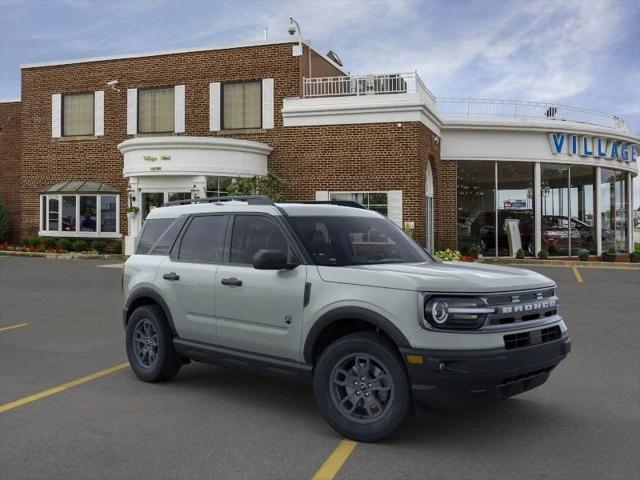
[222,81,261,129]
[138,88,175,133]
[63,92,94,136]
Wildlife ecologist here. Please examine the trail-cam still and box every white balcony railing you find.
[436,98,628,132]
[303,72,435,101]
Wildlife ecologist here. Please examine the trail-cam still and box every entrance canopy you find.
[41,180,119,194]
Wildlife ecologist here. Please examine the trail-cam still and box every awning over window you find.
[41,181,119,194]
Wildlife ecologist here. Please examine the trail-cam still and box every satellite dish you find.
[326,50,343,67]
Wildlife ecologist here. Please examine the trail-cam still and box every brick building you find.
[0,38,637,256]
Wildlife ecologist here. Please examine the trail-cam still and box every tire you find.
[126,304,181,382]
[313,332,412,442]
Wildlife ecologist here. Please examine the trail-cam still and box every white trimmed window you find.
[63,92,94,136]
[39,182,120,238]
[328,190,403,227]
[138,87,175,133]
[222,81,262,129]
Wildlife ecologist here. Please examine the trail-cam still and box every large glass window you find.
[79,196,97,232]
[569,165,596,254]
[63,92,94,136]
[100,195,117,233]
[540,164,570,255]
[142,192,165,220]
[62,196,76,232]
[329,192,389,216]
[178,215,227,263]
[206,176,235,197]
[138,87,174,133]
[222,81,261,130]
[497,163,534,256]
[40,193,119,237]
[457,161,496,255]
[601,169,628,253]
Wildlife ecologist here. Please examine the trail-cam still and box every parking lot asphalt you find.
[1,256,639,480]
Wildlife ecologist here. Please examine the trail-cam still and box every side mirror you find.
[252,249,298,270]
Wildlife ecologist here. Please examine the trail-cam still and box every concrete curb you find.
[0,250,124,260]
[479,258,640,269]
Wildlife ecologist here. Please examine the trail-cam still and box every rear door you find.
[214,214,307,361]
[156,214,228,344]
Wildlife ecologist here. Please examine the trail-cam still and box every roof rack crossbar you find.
[284,200,366,209]
[161,195,274,207]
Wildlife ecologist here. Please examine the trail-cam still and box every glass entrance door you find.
[141,192,165,220]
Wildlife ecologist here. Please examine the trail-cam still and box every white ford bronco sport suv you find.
[123,196,571,442]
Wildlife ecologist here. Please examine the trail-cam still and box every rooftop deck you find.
[302,73,628,132]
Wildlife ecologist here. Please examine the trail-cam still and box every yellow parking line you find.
[312,439,358,480]
[571,265,584,283]
[0,362,129,414]
[0,323,28,333]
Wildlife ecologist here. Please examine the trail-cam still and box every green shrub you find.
[468,246,480,257]
[630,252,640,263]
[577,249,590,261]
[91,240,106,253]
[606,244,616,255]
[58,239,73,252]
[71,239,88,252]
[516,248,525,259]
[21,237,34,247]
[40,237,57,249]
[105,240,122,254]
[435,249,462,261]
[537,249,549,259]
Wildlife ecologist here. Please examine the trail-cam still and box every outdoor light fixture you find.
[126,187,136,205]
[288,17,312,77]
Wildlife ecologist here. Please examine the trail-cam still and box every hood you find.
[317,261,555,293]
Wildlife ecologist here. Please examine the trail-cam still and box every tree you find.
[0,194,9,242]
[227,172,288,202]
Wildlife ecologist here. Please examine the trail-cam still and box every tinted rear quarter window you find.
[136,218,174,254]
[178,215,227,263]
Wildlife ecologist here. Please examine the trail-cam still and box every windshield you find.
[288,215,432,266]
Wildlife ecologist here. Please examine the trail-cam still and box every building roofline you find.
[20,38,299,69]
[19,38,347,74]
[0,98,20,103]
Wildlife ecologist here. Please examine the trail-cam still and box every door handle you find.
[162,272,180,281]
[221,277,242,287]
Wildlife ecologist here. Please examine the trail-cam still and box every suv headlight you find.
[423,297,494,330]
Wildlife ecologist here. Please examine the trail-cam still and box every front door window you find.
[142,192,165,220]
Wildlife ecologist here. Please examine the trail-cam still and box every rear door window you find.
[229,215,293,264]
[136,218,174,254]
[177,215,228,263]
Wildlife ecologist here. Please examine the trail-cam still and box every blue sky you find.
[1,0,639,202]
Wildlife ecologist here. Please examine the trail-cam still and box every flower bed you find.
[0,237,122,255]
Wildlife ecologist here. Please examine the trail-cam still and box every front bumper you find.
[400,334,571,410]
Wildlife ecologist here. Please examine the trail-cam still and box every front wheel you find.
[126,305,181,382]
[313,332,412,442]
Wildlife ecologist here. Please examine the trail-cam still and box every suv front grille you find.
[504,326,562,350]
[483,288,558,328]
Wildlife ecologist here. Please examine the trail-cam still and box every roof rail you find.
[285,200,366,209]
[162,195,275,207]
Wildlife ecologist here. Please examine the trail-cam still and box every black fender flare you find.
[303,306,410,364]
[124,286,178,337]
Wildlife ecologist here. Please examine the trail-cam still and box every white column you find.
[595,167,602,256]
[534,162,541,255]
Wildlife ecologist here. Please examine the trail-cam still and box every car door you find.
[157,214,228,345]
[214,214,307,361]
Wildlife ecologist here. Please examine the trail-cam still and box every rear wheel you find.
[126,305,180,382]
[313,332,412,442]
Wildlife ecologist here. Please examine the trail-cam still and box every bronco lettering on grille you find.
[500,299,556,314]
